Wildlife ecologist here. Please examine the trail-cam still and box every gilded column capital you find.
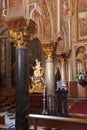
[58,54,67,63]
[10,29,28,49]
[57,50,71,62]
[57,53,68,81]
[42,41,54,59]
[6,17,36,48]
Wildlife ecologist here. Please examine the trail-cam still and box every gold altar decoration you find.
[29,59,45,93]
[42,41,54,59]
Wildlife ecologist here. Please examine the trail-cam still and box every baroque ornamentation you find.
[29,58,44,93]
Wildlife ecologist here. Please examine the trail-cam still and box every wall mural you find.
[76,45,87,73]
[6,0,24,18]
[75,44,87,86]
[28,0,53,41]
[73,43,87,84]
[42,0,52,40]
[32,9,43,40]
[77,0,87,40]
[61,0,69,15]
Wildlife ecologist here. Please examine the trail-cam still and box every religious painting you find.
[77,0,87,40]
[76,45,87,73]
[72,43,87,80]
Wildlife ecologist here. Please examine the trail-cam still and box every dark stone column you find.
[15,48,29,130]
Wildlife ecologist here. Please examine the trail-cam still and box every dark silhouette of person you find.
[55,67,61,86]
[55,68,68,117]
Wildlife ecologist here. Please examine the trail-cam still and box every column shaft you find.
[45,59,56,115]
[15,48,29,130]
[45,59,55,95]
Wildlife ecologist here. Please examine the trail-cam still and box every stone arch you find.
[27,3,43,40]
[32,9,43,40]
[29,3,42,19]
[28,0,53,41]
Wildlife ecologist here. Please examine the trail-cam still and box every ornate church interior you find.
[0,0,87,130]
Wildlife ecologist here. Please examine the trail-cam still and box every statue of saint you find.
[29,58,44,93]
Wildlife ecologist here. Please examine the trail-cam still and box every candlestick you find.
[42,84,48,115]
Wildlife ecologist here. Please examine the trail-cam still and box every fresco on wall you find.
[43,19,52,40]
[77,0,87,40]
[61,0,69,15]
[6,0,23,18]
[42,0,52,40]
[9,0,22,9]
[72,43,87,81]
[76,45,87,73]
[32,10,42,40]
[73,43,87,83]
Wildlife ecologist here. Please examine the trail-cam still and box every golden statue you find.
[29,58,44,93]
